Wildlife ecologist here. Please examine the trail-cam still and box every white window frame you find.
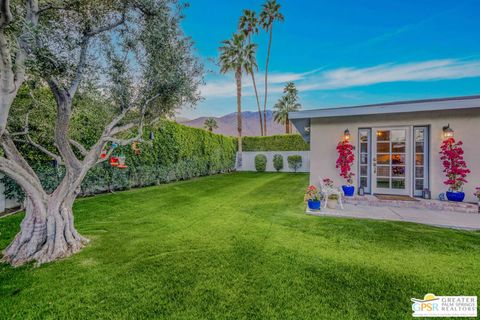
[357,128,372,194]
[413,126,430,197]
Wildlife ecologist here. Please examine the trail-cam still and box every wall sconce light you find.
[344,128,351,141]
[442,124,454,139]
[304,126,310,135]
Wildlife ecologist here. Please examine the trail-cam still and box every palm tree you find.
[260,0,284,135]
[219,33,258,167]
[239,9,263,136]
[273,97,290,134]
[284,81,298,98]
[204,117,218,132]
[273,82,301,134]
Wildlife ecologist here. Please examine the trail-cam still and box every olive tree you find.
[0,0,202,266]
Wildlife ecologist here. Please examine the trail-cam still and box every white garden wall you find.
[237,151,310,172]
[0,174,20,213]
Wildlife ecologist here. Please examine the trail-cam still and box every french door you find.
[372,127,411,195]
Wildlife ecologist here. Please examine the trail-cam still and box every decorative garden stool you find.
[319,177,344,210]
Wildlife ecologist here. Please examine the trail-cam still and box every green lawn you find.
[1,172,479,319]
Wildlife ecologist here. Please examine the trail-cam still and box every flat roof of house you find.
[289,95,480,120]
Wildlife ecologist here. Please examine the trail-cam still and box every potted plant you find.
[342,173,355,197]
[304,185,321,210]
[327,194,339,209]
[336,140,355,196]
[440,137,470,202]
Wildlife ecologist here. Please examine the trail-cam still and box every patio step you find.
[343,195,479,214]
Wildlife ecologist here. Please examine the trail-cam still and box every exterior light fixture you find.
[304,126,311,135]
[149,131,155,140]
[344,128,351,141]
[442,124,454,139]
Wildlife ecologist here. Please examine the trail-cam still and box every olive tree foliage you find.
[0,0,203,266]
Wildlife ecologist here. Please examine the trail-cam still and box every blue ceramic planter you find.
[446,191,465,202]
[308,200,321,210]
[342,185,355,197]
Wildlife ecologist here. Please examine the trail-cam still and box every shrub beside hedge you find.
[273,154,284,172]
[1,120,237,202]
[254,154,267,172]
[287,155,303,172]
[242,134,309,152]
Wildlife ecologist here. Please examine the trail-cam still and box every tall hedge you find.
[1,120,236,202]
[242,134,309,151]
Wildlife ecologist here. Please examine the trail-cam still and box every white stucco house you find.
[290,95,480,203]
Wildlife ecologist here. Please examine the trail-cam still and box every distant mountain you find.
[174,116,191,123]
[180,110,289,136]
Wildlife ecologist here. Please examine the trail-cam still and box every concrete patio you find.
[343,195,478,213]
[306,203,480,230]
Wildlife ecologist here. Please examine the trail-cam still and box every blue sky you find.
[179,0,480,119]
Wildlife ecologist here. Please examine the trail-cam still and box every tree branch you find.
[8,90,65,165]
[0,134,46,200]
[0,0,13,28]
[69,139,88,156]
[84,14,125,37]
[13,137,63,165]
[47,78,82,170]
[37,4,79,14]
[104,135,142,146]
[0,26,15,132]
[68,37,89,97]
[14,0,39,87]
[104,93,161,137]
[108,121,139,136]
[68,13,126,98]
[0,157,47,202]
[103,106,135,135]
[1,133,39,179]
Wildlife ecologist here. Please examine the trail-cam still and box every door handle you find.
[372,158,377,174]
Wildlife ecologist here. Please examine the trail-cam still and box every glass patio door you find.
[372,127,411,195]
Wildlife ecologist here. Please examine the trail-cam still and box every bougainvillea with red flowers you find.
[336,140,355,185]
[439,137,470,191]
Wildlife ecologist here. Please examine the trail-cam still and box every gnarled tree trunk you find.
[2,192,88,267]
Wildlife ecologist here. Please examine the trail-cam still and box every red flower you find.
[439,138,470,191]
[336,140,355,185]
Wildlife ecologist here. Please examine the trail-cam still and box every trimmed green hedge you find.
[287,155,303,173]
[254,154,267,172]
[242,134,309,151]
[1,120,237,202]
[273,154,284,172]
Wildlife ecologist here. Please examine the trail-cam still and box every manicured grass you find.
[1,172,480,319]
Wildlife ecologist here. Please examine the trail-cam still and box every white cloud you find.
[200,81,237,98]
[200,70,310,98]
[201,58,480,99]
[310,59,480,90]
